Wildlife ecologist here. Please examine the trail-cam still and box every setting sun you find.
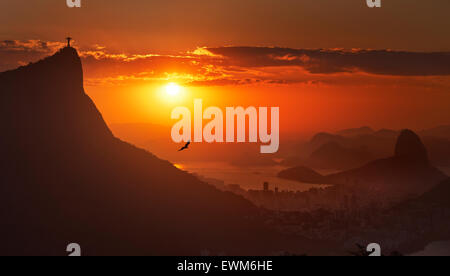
[165,83,181,96]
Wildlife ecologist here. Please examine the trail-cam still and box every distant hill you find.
[337,126,374,137]
[281,130,393,169]
[0,47,321,256]
[373,129,398,139]
[277,166,328,184]
[305,142,373,170]
[279,130,448,197]
[282,126,450,169]
[327,130,447,196]
[309,132,348,149]
[335,125,450,140]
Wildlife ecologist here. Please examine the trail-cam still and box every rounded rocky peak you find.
[59,46,79,56]
[394,129,428,162]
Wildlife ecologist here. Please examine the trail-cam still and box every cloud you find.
[1,41,450,87]
[0,40,64,53]
[0,40,66,71]
[204,47,450,76]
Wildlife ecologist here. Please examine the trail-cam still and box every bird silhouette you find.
[178,141,191,152]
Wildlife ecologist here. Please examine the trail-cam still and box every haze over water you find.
[178,162,332,192]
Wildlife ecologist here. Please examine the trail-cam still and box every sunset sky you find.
[1,0,450,136]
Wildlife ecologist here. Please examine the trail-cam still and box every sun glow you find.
[165,82,181,96]
[157,82,188,105]
[174,163,184,170]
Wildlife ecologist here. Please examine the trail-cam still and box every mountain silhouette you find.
[279,130,447,197]
[280,131,394,169]
[0,47,321,256]
[327,130,447,196]
[305,142,373,170]
[394,129,428,163]
[277,166,328,184]
[282,126,450,169]
[336,126,374,137]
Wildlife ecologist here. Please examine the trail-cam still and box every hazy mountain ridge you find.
[336,126,374,137]
[109,122,450,170]
[279,130,448,198]
[282,125,450,170]
[306,142,373,170]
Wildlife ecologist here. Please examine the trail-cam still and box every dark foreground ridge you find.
[0,47,323,255]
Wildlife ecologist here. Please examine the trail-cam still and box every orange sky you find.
[1,0,450,136]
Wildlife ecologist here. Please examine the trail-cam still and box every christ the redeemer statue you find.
[66,37,72,47]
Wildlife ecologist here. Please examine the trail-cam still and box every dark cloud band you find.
[206,47,450,76]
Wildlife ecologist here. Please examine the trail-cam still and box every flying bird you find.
[178,141,191,152]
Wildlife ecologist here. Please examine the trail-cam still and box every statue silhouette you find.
[66,37,72,47]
